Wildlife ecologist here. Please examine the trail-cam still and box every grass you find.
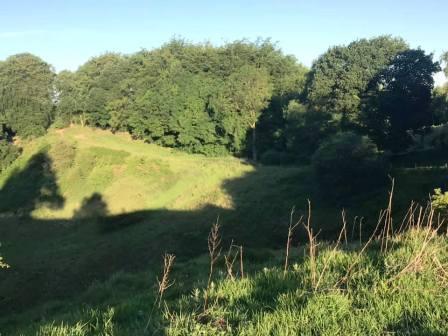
[1,125,448,334]
[4,210,448,335]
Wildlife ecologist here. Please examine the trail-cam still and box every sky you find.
[0,0,447,85]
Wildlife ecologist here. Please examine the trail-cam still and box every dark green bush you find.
[312,132,387,198]
[0,140,21,172]
[260,150,296,165]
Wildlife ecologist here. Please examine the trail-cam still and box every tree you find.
[77,53,132,128]
[306,36,408,128]
[282,101,336,160]
[256,58,309,155]
[312,132,387,198]
[431,86,448,125]
[54,70,88,127]
[0,53,55,137]
[220,65,273,160]
[0,139,21,172]
[363,49,441,151]
[442,52,448,77]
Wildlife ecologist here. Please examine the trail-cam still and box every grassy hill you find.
[1,126,447,334]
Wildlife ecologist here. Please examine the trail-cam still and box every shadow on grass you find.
[0,150,65,215]
[0,152,447,323]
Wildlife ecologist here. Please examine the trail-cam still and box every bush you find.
[312,132,387,198]
[260,150,296,165]
[431,188,448,212]
[0,140,21,172]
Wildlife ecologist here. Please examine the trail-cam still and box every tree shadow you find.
[74,193,109,219]
[0,153,447,326]
[0,150,65,216]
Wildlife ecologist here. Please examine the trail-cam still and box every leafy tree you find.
[0,139,21,172]
[0,126,21,172]
[78,53,132,128]
[306,36,408,128]
[85,87,110,128]
[442,52,448,77]
[312,132,387,198]
[363,49,440,151]
[0,53,55,137]
[256,58,308,155]
[12,37,445,161]
[54,70,88,127]
[283,101,335,160]
[218,65,273,160]
[259,149,295,165]
[431,86,448,125]
[53,39,309,157]
[129,65,221,154]
[107,97,133,132]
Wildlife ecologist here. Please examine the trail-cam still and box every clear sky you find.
[0,0,446,84]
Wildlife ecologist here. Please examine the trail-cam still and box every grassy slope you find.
[0,126,447,333]
[5,228,448,335]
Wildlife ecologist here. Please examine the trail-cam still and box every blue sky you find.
[0,0,446,83]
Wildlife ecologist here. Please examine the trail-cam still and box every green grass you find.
[1,126,448,334]
[4,228,448,335]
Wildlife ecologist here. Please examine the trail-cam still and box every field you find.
[1,126,447,335]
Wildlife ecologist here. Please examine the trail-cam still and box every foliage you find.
[431,188,448,212]
[211,65,273,159]
[51,39,307,157]
[0,53,55,138]
[1,37,444,160]
[312,132,387,197]
[0,139,21,172]
[306,36,408,128]
[442,51,448,77]
[283,100,336,160]
[165,229,448,336]
[259,150,296,165]
[362,49,441,151]
[54,71,87,127]
[431,86,448,125]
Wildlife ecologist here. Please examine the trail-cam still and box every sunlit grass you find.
[1,126,448,335]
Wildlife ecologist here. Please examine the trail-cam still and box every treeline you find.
[0,36,447,167]
[54,39,307,159]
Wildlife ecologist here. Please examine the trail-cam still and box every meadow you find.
[0,126,447,334]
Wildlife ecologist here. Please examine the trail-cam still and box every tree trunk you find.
[252,127,257,161]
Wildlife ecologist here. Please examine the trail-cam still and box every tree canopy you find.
[52,39,308,157]
[0,36,445,166]
[0,53,55,138]
[362,49,440,150]
[306,36,408,128]
[442,51,448,77]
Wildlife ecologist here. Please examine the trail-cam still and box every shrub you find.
[312,132,387,198]
[0,140,21,172]
[431,188,448,213]
[260,150,296,165]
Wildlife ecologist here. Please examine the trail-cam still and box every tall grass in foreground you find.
[13,192,448,335]
[165,189,448,335]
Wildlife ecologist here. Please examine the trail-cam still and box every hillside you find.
[1,126,447,334]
